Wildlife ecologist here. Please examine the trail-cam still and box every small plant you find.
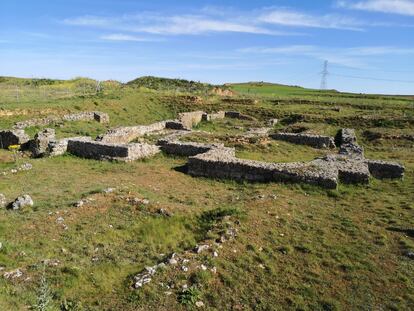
[177,286,201,305]
[60,299,83,311]
[33,270,53,311]
[8,144,20,164]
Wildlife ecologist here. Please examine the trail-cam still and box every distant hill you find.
[126,76,215,93]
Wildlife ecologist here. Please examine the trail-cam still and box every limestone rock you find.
[0,194,7,208]
[0,129,30,149]
[9,195,34,210]
[31,128,56,157]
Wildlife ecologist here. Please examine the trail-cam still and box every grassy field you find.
[0,77,413,310]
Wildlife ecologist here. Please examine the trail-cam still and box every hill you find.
[126,76,215,93]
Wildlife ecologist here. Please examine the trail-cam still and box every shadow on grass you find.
[173,164,189,174]
[387,227,414,238]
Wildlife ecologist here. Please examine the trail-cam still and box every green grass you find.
[0,77,413,310]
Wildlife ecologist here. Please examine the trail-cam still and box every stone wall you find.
[224,111,256,121]
[13,111,109,129]
[178,111,205,129]
[187,147,338,189]
[270,132,336,149]
[337,128,364,157]
[202,111,225,122]
[366,160,405,179]
[67,139,160,161]
[48,136,92,157]
[30,128,56,157]
[165,120,187,130]
[0,130,30,149]
[158,139,223,157]
[97,121,166,144]
[311,155,370,184]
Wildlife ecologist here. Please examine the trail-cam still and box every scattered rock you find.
[267,118,278,126]
[195,301,205,308]
[168,254,178,265]
[41,259,60,267]
[157,208,172,217]
[103,188,115,194]
[8,195,33,210]
[405,251,414,259]
[3,269,23,279]
[0,194,7,208]
[195,244,210,254]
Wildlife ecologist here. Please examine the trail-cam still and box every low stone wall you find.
[311,155,370,184]
[187,148,338,189]
[224,111,256,121]
[67,139,160,161]
[97,121,166,144]
[366,160,405,179]
[30,128,56,157]
[337,128,364,157]
[13,111,109,129]
[165,120,187,130]
[158,139,223,157]
[202,111,225,122]
[178,111,205,129]
[270,133,336,149]
[0,130,30,149]
[48,136,91,157]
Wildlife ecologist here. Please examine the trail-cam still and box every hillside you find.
[0,76,413,310]
[127,76,215,93]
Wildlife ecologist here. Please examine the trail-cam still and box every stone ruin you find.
[67,139,160,162]
[270,132,336,149]
[0,110,405,188]
[12,111,109,129]
[0,129,30,149]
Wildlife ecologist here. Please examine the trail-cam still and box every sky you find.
[1,0,414,94]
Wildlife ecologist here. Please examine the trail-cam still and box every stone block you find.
[0,129,30,149]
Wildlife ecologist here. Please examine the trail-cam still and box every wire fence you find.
[0,84,101,103]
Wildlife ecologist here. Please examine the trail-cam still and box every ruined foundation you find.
[270,133,336,149]
[67,139,160,161]
[97,121,166,144]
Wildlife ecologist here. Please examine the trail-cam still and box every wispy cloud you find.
[63,13,287,36]
[259,9,364,30]
[62,7,366,37]
[100,33,161,42]
[238,45,414,67]
[135,15,277,35]
[338,0,414,16]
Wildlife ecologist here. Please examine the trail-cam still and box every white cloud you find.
[63,7,364,37]
[63,15,112,27]
[259,9,364,30]
[63,13,286,36]
[100,33,160,42]
[135,15,276,35]
[238,45,414,67]
[338,0,414,16]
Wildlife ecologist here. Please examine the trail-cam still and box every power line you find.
[320,60,329,90]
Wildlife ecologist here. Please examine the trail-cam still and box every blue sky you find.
[1,0,414,94]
